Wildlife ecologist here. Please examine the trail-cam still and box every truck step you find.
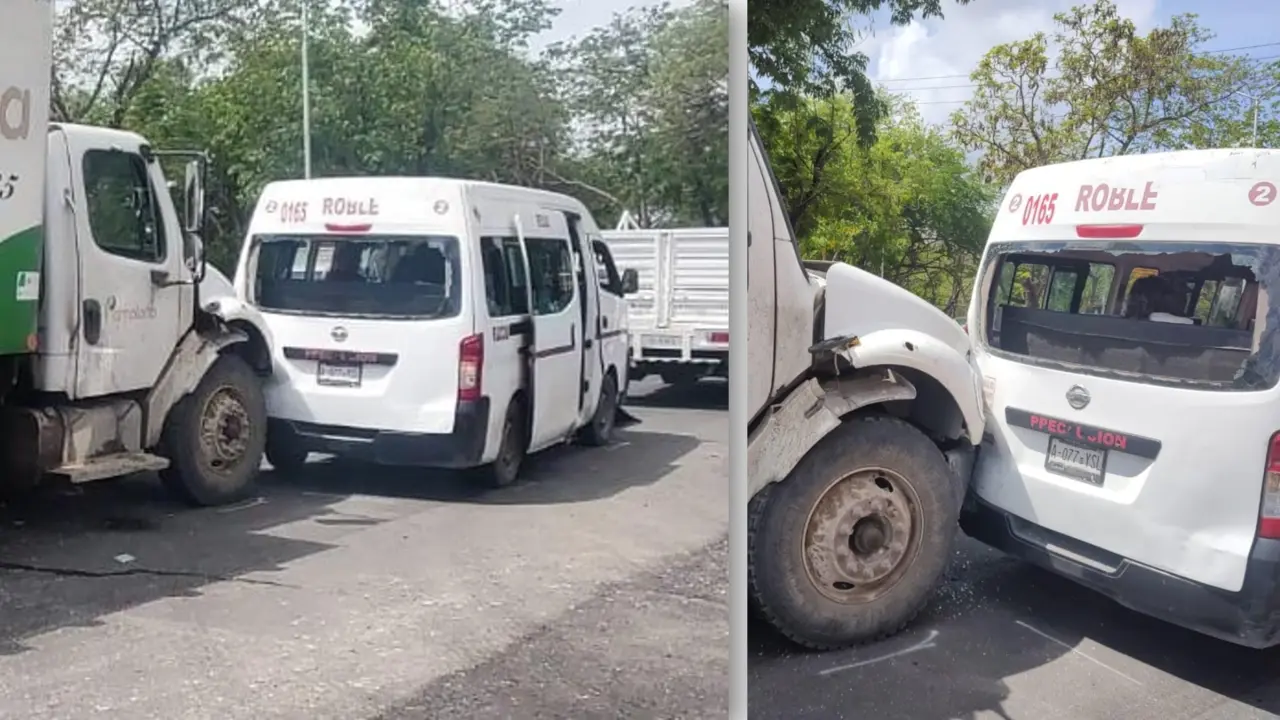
[49,453,171,484]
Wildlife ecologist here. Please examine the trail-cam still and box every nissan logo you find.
[331,326,348,343]
[1065,385,1091,410]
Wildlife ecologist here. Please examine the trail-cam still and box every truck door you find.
[70,142,187,398]
[516,211,583,451]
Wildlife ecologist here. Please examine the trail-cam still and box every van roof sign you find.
[991,149,1280,239]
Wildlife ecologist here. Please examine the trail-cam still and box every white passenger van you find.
[233,177,637,486]
[961,149,1280,647]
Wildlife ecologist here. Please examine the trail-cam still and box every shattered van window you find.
[978,241,1280,391]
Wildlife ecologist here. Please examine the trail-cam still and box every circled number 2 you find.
[1021,192,1059,226]
[1250,182,1276,207]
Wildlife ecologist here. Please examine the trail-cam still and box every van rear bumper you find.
[960,495,1280,649]
[269,398,490,468]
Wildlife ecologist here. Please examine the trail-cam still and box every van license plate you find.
[317,362,361,388]
[1045,437,1105,486]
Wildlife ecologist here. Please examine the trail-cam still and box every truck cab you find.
[747,120,985,650]
[0,122,274,504]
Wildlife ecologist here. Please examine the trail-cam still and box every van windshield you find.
[251,234,462,319]
[978,240,1280,391]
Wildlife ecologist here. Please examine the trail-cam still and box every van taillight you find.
[1259,432,1280,538]
[458,334,484,402]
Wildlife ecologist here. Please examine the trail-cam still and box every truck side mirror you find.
[185,231,207,283]
[183,160,205,234]
[621,267,639,295]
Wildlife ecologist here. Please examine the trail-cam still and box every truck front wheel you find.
[748,414,960,650]
[159,353,267,506]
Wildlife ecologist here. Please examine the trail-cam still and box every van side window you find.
[525,237,576,315]
[592,239,624,296]
[82,149,166,263]
[480,236,530,317]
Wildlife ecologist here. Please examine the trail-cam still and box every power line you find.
[875,40,1280,85]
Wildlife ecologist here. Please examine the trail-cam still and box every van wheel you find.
[748,414,960,650]
[578,373,618,446]
[475,401,526,488]
[265,430,309,473]
[159,354,267,507]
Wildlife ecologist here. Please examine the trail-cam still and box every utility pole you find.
[301,0,312,179]
[1233,90,1262,147]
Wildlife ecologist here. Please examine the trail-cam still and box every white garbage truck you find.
[746,120,986,649]
[0,0,274,505]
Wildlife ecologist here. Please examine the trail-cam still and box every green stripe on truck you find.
[0,224,41,356]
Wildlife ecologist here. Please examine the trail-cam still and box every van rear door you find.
[971,163,1280,593]
[252,231,471,435]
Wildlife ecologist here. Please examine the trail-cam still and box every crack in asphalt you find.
[0,561,294,588]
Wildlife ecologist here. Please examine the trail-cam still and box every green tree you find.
[50,0,267,125]
[53,0,726,268]
[749,0,972,145]
[547,0,728,228]
[950,0,1254,186]
[759,93,994,311]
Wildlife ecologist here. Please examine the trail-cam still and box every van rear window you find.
[978,241,1280,391]
[252,234,462,319]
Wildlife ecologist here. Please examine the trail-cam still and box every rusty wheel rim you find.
[198,385,251,476]
[801,466,924,604]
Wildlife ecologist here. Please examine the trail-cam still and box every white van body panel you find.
[970,148,1280,592]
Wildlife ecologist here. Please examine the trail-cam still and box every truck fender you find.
[839,328,985,446]
[143,326,249,448]
[201,295,275,374]
[748,369,918,498]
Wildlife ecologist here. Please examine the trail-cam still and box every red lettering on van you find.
[1020,192,1059,225]
[322,197,381,216]
[278,201,307,223]
[1076,182,1158,212]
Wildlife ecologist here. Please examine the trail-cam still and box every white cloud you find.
[860,0,1159,125]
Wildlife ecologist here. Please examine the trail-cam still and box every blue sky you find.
[806,0,1280,125]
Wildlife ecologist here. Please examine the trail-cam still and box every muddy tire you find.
[265,430,309,473]
[748,414,960,650]
[474,400,526,489]
[159,353,267,507]
[578,372,618,447]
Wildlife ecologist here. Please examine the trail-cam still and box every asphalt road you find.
[0,377,727,720]
[749,534,1280,720]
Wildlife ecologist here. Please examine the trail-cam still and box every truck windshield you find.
[251,234,462,319]
[978,240,1280,391]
